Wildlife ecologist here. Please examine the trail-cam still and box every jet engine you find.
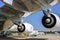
[9,22,34,33]
[42,13,60,31]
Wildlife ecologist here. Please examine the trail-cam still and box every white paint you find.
[47,13,60,31]
[50,0,58,6]
[23,23,34,33]
[22,11,32,17]
[9,22,34,33]
[4,0,13,5]
[29,30,39,36]
[30,30,39,35]
[39,32,45,35]
[9,24,17,31]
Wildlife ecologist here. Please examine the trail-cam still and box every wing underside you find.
[21,0,60,12]
[4,0,58,13]
[0,5,24,18]
[0,0,59,18]
[1,0,60,17]
[13,0,54,12]
[12,0,59,13]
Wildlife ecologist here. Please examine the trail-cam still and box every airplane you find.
[0,0,60,36]
[29,30,39,36]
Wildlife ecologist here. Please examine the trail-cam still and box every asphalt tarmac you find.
[1,34,60,40]
[0,36,47,40]
[0,36,18,40]
[0,35,47,40]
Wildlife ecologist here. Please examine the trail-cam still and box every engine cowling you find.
[42,13,60,31]
[9,22,34,33]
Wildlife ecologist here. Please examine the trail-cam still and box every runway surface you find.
[0,34,60,40]
[0,36,47,40]
[0,35,47,40]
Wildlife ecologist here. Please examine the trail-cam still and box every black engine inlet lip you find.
[42,14,56,28]
[17,24,25,33]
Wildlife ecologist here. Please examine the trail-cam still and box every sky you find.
[0,1,60,31]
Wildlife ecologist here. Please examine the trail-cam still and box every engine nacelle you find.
[42,13,60,31]
[9,22,34,33]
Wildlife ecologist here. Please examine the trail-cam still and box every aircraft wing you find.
[58,0,60,3]
[0,5,24,18]
[2,0,60,13]
[0,0,60,18]
[20,0,60,12]
[0,5,25,31]
[20,0,58,12]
